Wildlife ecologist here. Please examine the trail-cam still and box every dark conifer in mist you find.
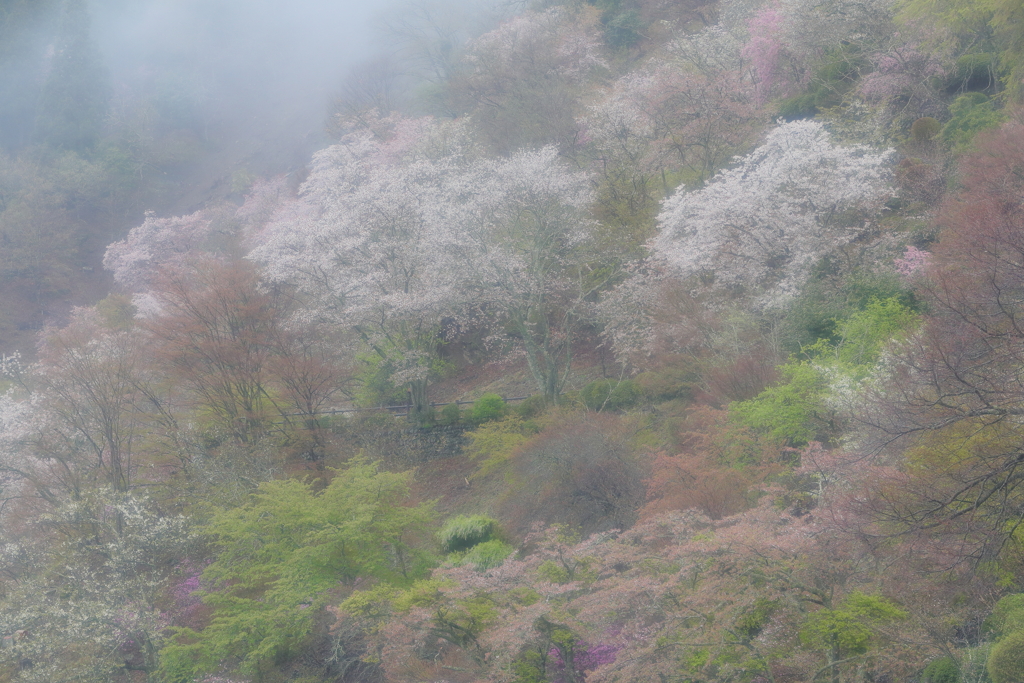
[34,0,110,151]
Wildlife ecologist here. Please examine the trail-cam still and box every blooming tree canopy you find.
[653,120,893,305]
[459,146,600,402]
[247,118,479,414]
[103,210,217,316]
[454,6,606,153]
[249,117,600,407]
[584,35,755,186]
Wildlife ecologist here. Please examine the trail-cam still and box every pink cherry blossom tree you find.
[742,3,802,105]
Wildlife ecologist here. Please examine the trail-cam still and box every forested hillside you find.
[2,0,1024,681]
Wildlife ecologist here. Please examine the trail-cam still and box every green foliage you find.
[761,298,921,449]
[471,392,508,424]
[515,394,550,418]
[439,514,502,554]
[339,579,447,630]
[898,0,1024,97]
[734,598,779,640]
[466,414,535,478]
[984,593,1024,638]
[946,53,999,93]
[338,582,403,622]
[634,364,699,402]
[430,596,498,657]
[391,579,448,612]
[799,592,908,659]
[730,361,830,446]
[808,297,921,372]
[987,629,1024,683]
[158,458,435,681]
[581,378,643,411]
[683,648,711,673]
[959,643,995,683]
[353,350,408,408]
[511,649,549,683]
[231,168,256,194]
[784,262,918,350]
[439,401,463,425]
[942,93,1007,152]
[94,294,137,330]
[602,9,644,50]
[778,46,866,120]
[509,586,542,606]
[990,0,1024,99]
[454,539,515,570]
[923,656,962,683]
[537,556,596,584]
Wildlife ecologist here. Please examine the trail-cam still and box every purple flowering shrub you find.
[549,640,623,681]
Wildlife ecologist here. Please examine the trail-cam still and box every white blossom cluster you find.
[103,210,217,317]
[0,489,192,682]
[465,7,607,82]
[652,120,893,307]
[778,0,897,60]
[247,118,597,396]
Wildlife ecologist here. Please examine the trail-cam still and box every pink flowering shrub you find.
[550,640,623,681]
[894,245,930,278]
[168,560,210,631]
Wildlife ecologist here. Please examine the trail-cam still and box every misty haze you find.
[0,0,1022,681]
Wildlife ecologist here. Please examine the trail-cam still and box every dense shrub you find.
[470,393,508,424]
[439,401,463,426]
[515,394,550,419]
[987,629,1024,683]
[911,116,941,143]
[922,656,960,683]
[455,539,515,570]
[581,378,642,411]
[439,515,502,554]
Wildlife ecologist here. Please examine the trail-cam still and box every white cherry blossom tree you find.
[460,146,601,403]
[248,118,481,417]
[0,310,167,500]
[653,119,893,306]
[103,210,217,317]
[0,488,192,683]
[248,117,602,408]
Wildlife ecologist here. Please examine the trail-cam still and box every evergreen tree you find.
[0,0,61,150]
[33,0,109,151]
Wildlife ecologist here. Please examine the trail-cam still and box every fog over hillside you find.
[0,0,498,351]
[4,0,1024,681]
[91,0,379,194]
